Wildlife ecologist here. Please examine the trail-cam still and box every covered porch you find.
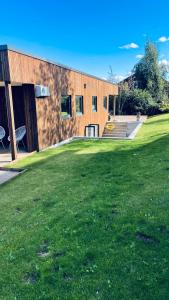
[0,82,38,163]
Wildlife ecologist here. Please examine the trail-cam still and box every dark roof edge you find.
[0,44,117,86]
[0,45,8,51]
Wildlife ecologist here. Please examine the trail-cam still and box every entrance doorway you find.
[0,84,38,153]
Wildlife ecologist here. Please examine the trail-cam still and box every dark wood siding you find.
[0,50,10,82]
[23,84,39,152]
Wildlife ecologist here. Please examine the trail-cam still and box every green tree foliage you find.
[116,41,169,116]
[117,82,130,114]
[122,89,159,115]
[134,41,164,99]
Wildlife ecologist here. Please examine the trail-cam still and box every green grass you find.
[1,114,169,300]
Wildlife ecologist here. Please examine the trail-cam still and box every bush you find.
[122,89,156,115]
[159,104,169,113]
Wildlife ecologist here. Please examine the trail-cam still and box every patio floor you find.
[111,115,147,122]
[0,148,29,167]
[0,148,29,184]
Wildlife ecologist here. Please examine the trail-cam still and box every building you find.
[0,45,118,160]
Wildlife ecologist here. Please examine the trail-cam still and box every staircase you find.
[102,122,128,138]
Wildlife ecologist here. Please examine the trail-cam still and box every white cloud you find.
[159,59,169,66]
[119,43,139,49]
[113,75,126,82]
[136,54,144,59]
[108,74,131,83]
[158,36,169,43]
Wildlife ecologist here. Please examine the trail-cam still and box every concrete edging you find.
[0,167,27,185]
[127,122,143,140]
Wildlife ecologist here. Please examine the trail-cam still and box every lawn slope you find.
[1,114,169,299]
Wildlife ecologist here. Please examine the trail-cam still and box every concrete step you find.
[103,132,127,136]
[112,132,127,135]
[114,125,127,128]
[113,128,127,131]
[111,129,127,133]
[103,121,128,139]
[112,134,127,137]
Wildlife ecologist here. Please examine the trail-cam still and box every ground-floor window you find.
[76,95,84,115]
[92,96,97,112]
[61,95,72,117]
[103,96,108,109]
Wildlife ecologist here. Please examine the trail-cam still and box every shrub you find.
[122,89,156,115]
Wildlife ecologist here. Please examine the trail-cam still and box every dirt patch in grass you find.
[136,232,160,244]
[33,198,41,202]
[37,242,50,258]
[15,207,22,213]
[63,272,73,282]
[23,272,39,284]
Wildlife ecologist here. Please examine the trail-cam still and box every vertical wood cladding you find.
[23,84,39,152]
[7,49,118,150]
[0,50,10,82]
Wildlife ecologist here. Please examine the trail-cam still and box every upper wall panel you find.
[7,49,118,95]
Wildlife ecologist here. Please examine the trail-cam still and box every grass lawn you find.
[1,114,169,299]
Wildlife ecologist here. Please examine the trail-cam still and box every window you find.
[61,95,71,118]
[92,96,97,112]
[103,96,108,109]
[76,95,84,115]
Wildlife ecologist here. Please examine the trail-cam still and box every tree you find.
[134,41,164,100]
[107,66,118,84]
[117,82,130,114]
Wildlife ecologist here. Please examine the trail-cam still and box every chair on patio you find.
[0,126,6,149]
[8,125,26,150]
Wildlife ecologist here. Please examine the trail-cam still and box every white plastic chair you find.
[8,125,26,150]
[0,126,6,149]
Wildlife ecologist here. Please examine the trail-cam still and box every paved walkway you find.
[111,115,147,122]
[0,169,20,185]
[0,149,29,184]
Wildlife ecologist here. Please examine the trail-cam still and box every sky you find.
[0,0,169,81]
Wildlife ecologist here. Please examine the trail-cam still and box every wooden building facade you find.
[0,45,118,160]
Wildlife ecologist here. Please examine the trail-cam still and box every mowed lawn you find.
[1,115,169,300]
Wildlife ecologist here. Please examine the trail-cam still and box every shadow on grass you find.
[1,131,169,194]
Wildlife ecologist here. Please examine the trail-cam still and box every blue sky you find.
[1,0,169,81]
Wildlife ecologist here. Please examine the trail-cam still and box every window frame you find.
[61,95,72,119]
[92,96,97,112]
[76,95,84,116]
[103,96,108,110]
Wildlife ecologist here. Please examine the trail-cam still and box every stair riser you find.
[111,130,127,133]
[103,134,127,137]
[103,122,128,138]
